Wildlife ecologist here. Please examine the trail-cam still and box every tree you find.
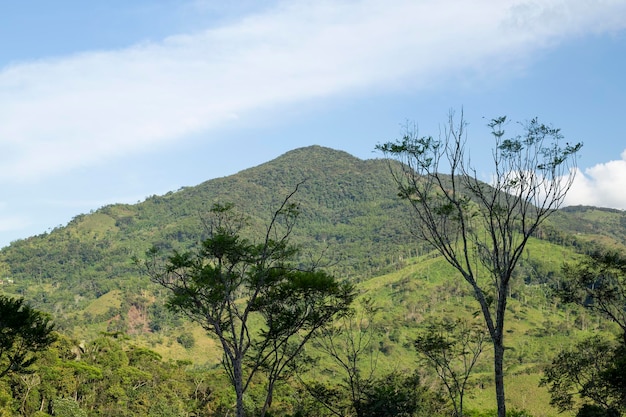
[0,295,56,378]
[52,397,88,417]
[543,250,626,416]
[305,298,381,417]
[541,335,624,417]
[558,250,626,342]
[414,317,487,417]
[359,371,445,417]
[139,187,355,417]
[377,111,581,417]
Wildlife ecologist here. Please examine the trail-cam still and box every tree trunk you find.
[494,341,506,417]
[236,395,245,417]
[233,358,246,417]
[260,379,275,417]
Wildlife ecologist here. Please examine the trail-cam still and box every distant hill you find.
[549,205,626,251]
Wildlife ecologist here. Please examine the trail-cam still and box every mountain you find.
[0,146,414,330]
[0,145,624,333]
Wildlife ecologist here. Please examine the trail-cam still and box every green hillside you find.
[549,205,626,251]
[0,146,423,332]
[0,145,624,416]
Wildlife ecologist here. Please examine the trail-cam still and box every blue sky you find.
[1,0,625,248]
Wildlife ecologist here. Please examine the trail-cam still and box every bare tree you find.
[305,298,381,417]
[377,110,581,417]
[414,317,487,417]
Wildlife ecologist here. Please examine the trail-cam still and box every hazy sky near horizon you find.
[1,0,625,247]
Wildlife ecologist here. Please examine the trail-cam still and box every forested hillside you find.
[0,145,625,416]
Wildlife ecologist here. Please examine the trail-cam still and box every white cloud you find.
[1,0,625,182]
[565,149,626,210]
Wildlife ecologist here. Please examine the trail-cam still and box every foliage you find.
[465,409,535,417]
[0,296,55,378]
[139,189,355,417]
[575,404,621,417]
[176,332,195,349]
[302,370,448,417]
[359,371,447,417]
[52,397,87,417]
[0,333,205,417]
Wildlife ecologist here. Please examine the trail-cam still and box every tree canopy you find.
[0,295,55,378]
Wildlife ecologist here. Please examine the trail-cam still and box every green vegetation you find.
[0,145,624,416]
[0,295,55,378]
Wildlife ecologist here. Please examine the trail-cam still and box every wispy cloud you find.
[565,149,626,210]
[1,0,625,182]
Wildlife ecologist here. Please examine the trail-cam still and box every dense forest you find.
[1,146,625,416]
